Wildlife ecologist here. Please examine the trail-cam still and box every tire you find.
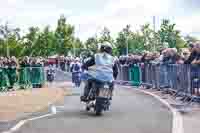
[95,108,102,116]
[95,103,103,116]
[95,96,107,116]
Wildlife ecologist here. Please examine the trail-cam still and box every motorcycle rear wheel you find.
[95,108,102,116]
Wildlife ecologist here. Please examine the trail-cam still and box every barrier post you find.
[7,66,17,88]
[129,64,140,86]
[18,67,32,89]
[0,67,10,91]
[31,67,45,88]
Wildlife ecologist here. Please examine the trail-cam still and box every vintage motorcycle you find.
[46,67,55,82]
[81,78,113,116]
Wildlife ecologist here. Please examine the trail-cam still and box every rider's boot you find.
[80,87,89,102]
[80,95,88,102]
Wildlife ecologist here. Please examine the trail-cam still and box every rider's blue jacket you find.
[82,53,118,82]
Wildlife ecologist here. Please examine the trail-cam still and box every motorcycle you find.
[81,79,113,116]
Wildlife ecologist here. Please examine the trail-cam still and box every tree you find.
[115,25,132,55]
[55,15,75,55]
[115,31,126,55]
[7,34,23,57]
[158,19,186,50]
[0,16,191,57]
[140,24,155,51]
[99,27,112,42]
[85,36,98,54]
[21,27,39,56]
[31,26,56,57]
[73,38,83,56]
[0,22,20,57]
[128,32,146,54]
[0,35,23,57]
[176,37,187,51]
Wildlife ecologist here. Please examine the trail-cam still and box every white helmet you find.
[75,57,80,61]
[102,41,112,48]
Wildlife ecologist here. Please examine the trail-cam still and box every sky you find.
[0,0,200,41]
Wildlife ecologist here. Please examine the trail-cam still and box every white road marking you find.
[2,120,27,133]
[3,104,68,133]
[137,89,184,133]
[27,114,54,121]
[2,113,55,133]
[49,105,57,114]
[10,120,27,132]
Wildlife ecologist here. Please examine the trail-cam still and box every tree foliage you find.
[85,36,98,54]
[99,27,113,43]
[158,19,186,50]
[0,17,195,57]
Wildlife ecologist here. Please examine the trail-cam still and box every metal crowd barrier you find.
[0,67,45,91]
[117,64,130,85]
[18,67,45,89]
[0,67,12,91]
[117,63,200,102]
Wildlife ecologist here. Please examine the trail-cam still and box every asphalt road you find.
[15,85,173,133]
[54,69,72,82]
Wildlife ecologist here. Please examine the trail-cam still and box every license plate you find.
[104,84,109,89]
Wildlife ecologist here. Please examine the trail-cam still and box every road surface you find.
[15,83,173,133]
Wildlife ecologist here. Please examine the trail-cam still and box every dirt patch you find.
[0,87,71,121]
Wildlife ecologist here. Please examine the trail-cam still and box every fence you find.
[0,67,45,91]
[117,63,200,102]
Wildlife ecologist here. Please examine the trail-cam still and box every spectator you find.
[7,56,18,89]
[181,48,190,61]
[113,60,119,80]
[175,54,184,64]
[0,57,10,90]
[66,57,71,72]
[60,56,66,71]
[20,56,30,67]
[191,43,200,65]
[70,58,82,87]
[184,43,198,64]
[162,48,177,64]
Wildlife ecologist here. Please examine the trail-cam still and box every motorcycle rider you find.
[47,64,55,82]
[80,41,118,101]
[70,57,82,87]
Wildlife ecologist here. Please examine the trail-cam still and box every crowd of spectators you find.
[117,42,200,66]
[0,55,81,91]
[116,42,200,94]
[0,42,200,91]
[0,56,46,90]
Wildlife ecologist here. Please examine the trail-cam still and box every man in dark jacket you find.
[184,43,198,64]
